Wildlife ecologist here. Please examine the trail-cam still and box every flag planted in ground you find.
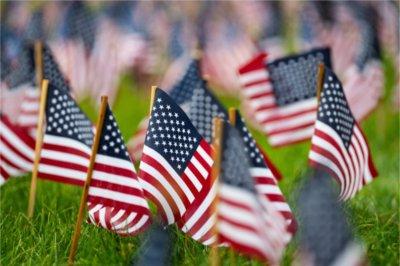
[238,48,331,147]
[87,104,151,235]
[38,83,93,186]
[309,67,377,200]
[216,121,288,263]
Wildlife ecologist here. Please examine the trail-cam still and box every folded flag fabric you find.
[309,67,377,200]
[238,47,331,147]
[0,114,35,184]
[138,88,213,228]
[216,121,288,263]
[297,172,366,266]
[87,104,151,235]
[234,110,296,234]
[38,82,93,186]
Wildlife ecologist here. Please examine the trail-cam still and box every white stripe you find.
[181,182,217,231]
[17,115,38,125]
[219,185,257,206]
[196,145,213,166]
[255,98,317,122]
[250,96,275,109]
[353,126,373,184]
[38,164,87,181]
[113,212,137,230]
[238,69,269,85]
[110,209,126,224]
[190,156,208,178]
[270,201,292,213]
[249,167,274,179]
[348,144,361,198]
[0,142,32,170]
[0,122,34,160]
[183,167,202,191]
[92,170,142,190]
[191,214,216,241]
[125,215,149,234]
[43,135,92,155]
[202,236,216,246]
[88,187,149,208]
[264,111,316,133]
[143,146,194,202]
[41,149,89,167]
[88,203,103,214]
[99,208,107,228]
[255,184,282,195]
[0,174,5,185]
[219,201,259,228]
[95,154,136,173]
[21,102,39,111]
[242,83,272,97]
[0,161,24,176]
[138,178,174,224]
[269,125,315,146]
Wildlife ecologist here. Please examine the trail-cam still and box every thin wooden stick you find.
[228,108,237,126]
[27,79,49,218]
[209,117,224,266]
[316,63,325,102]
[34,41,43,87]
[149,86,157,114]
[68,96,108,265]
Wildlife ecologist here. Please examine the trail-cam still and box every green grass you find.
[1,56,399,265]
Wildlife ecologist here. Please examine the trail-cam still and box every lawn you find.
[1,55,398,265]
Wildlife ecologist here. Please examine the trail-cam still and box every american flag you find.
[87,105,151,235]
[216,121,287,263]
[128,59,202,161]
[17,87,40,137]
[238,48,331,147]
[343,3,384,122]
[0,114,35,184]
[138,88,213,229]
[24,9,44,41]
[233,110,296,234]
[38,82,93,186]
[309,67,378,200]
[297,172,367,266]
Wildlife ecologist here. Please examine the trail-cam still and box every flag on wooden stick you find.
[309,66,378,200]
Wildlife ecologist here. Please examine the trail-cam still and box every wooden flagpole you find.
[27,79,49,218]
[68,96,108,265]
[149,86,157,114]
[228,108,237,126]
[209,117,224,266]
[34,41,43,87]
[316,63,325,102]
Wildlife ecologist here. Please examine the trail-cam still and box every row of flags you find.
[1,37,379,264]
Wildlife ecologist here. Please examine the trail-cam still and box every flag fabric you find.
[17,86,40,137]
[216,121,287,263]
[296,172,367,266]
[24,9,44,41]
[128,59,203,161]
[38,83,93,186]
[234,110,296,234]
[87,105,151,235]
[138,88,213,227]
[309,67,378,200]
[0,114,35,184]
[238,48,331,147]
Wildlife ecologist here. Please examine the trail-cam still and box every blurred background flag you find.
[238,48,331,147]
[309,67,378,200]
[0,114,35,184]
[216,121,287,263]
[138,88,213,225]
[296,172,367,266]
[38,82,93,186]
[233,110,296,234]
[87,105,151,235]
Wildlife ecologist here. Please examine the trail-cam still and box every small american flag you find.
[234,110,296,234]
[128,59,203,161]
[38,82,93,186]
[24,9,44,41]
[0,114,35,184]
[217,121,288,263]
[309,67,378,200]
[297,172,367,266]
[238,48,331,147]
[138,88,213,228]
[87,105,151,235]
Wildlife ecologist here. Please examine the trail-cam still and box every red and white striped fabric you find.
[38,83,93,186]
[343,61,384,121]
[309,67,378,200]
[17,87,40,137]
[238,53,317,147]
[0,114,35,184]
[138,88,214,228]
[127,117,149,162]
[87,105,151,235]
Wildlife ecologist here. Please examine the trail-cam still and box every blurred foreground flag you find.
[138,88,213,226]
[233,110,296,234]
[216,121,288,264]
[38,82,93,186]
[296,173,367,266]
[238,48,331,147]
[309,67,377,200]
[0,114,35,184]
[133,222,173,266]
[87,105,151,235]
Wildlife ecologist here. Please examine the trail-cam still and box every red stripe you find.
[262,107,316,124]
[0,153,26,172]
[42,142,90,159]
[94,162,136,178]
[193,151,212,176]
[310,144,345,186]
[355,124,378,177]
[0,166,10,181]
[39,157,88,173]
[0,135,33,165]
[1,116,36,147]
[218,234,267,262]
[238,53,267,74]
[243,78,271,88]
[248,91,273,100]
[254,176,277,185]
[199,139,212,155]
[38,172,84,186]
[89,179,144,198]
[267,121,315,136]
[86,196,150,215]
